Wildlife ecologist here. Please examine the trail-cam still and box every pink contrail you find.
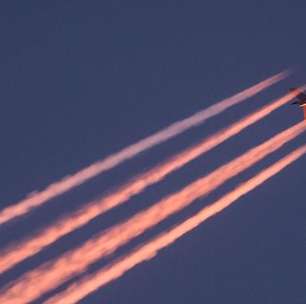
[0,71,288,226]
[0,89,300,274]
[0,122,304,304]
[45,144,306,304]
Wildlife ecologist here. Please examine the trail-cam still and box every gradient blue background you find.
[0,2,305,303]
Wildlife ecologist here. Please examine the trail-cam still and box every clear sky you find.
[0,2,305,303]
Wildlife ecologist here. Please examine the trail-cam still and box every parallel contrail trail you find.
[1,122,303,304]
[0,72,287,226]
[0,89,300,274]
[45,145,306,304]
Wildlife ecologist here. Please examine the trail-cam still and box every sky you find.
[0,1,305,303]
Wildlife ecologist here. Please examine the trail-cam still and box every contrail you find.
[0,89,300,274]
[1,122,303,304]
[45,145,306,304]
[0,72,287,226]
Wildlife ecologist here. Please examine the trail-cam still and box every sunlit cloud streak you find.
[0,88,299,274]
[45,144,306,304]
[1,121,304,304]
[0,71,288,226]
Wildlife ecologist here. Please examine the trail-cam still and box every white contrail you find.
[0,89,300,274]
[1,122,304,304]
[45,144,306,304]
[0,71,288,226]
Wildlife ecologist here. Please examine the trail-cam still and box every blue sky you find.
[0,2,305,303]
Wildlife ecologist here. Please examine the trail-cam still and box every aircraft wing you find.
[297,92,306,102]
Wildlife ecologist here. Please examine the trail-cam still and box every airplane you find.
[289,87,306,120]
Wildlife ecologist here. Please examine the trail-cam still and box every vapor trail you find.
[1,122,304,304]
[0,89,299,274]
[46,145,306,304]
[0,72,287,226]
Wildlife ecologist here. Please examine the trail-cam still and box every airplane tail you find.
[290,87,306,102]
